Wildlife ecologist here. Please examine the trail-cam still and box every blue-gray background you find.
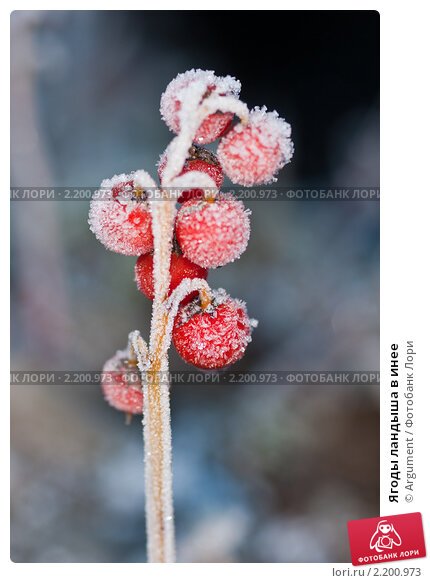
[10,11,379,562]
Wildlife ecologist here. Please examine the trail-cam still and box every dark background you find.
[11,10,379,562]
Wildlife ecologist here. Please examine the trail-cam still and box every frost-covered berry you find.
[217,106,294,186]
[160,69,240,144]
[102,350,143,414]
[175,194,250,268]
[158,144,224,202]
[135,250,208,302]
[89,172,153,256]
[173,289,253,369]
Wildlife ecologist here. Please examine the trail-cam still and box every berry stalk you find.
[141,195,176,563]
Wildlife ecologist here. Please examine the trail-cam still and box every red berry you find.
[89,173,153,256]
[135,251,208,302]
[217,107,294,186]
[175,194,250,269]
[158,145,223,201]
[192,112,234,145]
[173,289,253,369]
[160,69,240,144]
[102,350,143,414]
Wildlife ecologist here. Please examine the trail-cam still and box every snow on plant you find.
[88,69,294,562]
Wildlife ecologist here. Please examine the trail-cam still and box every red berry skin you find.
[217,107,294,186]
[175,195,250,268]
[112,180,133,199]
[135,252,208,302]
[158,146,223,202]
[160,70,240,144]
[173,293,252,369]
[89,175,153,256]
[192,112,234,145]
[102,350,143,414]
[165,97,233,145]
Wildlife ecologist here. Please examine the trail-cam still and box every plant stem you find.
[139,86,246,562]
[142,196,176,563]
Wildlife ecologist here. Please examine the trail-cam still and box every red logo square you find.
[347,512,426,565]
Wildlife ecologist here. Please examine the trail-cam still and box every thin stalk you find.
[142,196,176,563]
[139,87,246,562]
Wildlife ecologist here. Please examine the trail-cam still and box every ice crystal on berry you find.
[160,69,241,144]
[135,251,208,302]
[175,193,251,268]
[172,289,254,369]
[158,144,224,201]
[89,171,156,255]
[218,106,294,186]
[102,349,143,414]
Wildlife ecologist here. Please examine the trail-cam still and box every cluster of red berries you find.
[160,69,294,185]
[92,69,294,415]
[89,150,250,269]
[134,173,253,364]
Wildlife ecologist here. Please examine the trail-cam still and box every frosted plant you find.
[89,69,293,562]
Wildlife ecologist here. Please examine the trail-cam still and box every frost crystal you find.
[175,193,251,268]
[160,69,241,135]
[159,70,249,185]
[218,106,294,186]
[129,330,149,371]
[102,349,143,414]
[88,171,156,256]
[172,289,254,369]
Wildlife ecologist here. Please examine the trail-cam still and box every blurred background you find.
[10,11,380,562]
